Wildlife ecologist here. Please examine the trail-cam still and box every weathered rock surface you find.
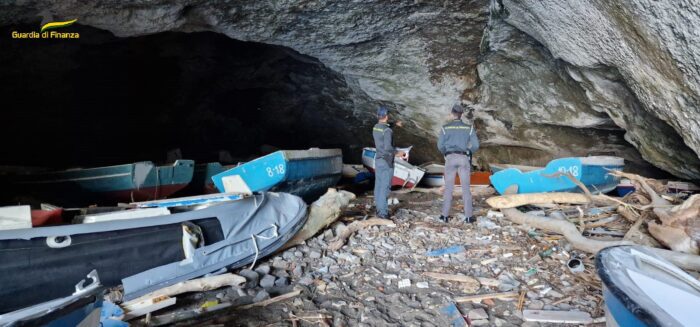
[2,0,699,177]
[495,0,700,178]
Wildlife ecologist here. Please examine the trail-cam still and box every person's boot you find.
[464,216,476,224]
[438,215,450,223]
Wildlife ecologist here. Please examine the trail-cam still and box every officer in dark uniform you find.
[437,104,480,223]
[372,107,405,219]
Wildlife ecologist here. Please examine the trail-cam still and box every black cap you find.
[451,103,464,114]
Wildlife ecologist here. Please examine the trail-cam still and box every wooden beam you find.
[454,291,519,303]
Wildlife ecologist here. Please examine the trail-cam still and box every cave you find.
[0,24,380,169]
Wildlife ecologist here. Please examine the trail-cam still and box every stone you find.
[272,257,288,270]
[468,308,489,320]
[309,251,322,259]
[528,300,545,310]
[416,282,429,289]
[273,269,290,278]
[292,265,304,278]
[254,264,270,276]
[259,274,276,289]
[238,269,259,289]
[298,276,314,286]
[274,277,290,287]
[253,290,270,303]
[471,320,490,327]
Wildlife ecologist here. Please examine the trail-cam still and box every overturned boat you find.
[489,156,624,195]
[6,160,195,206]
[361,147,425,189]
[0,192,307,313]
[597,245,700,326]
[211,148,342,202]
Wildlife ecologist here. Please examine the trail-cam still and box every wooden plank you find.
[454,291,519,303]
[422,272,479,284]
[238,288,302,309]
[522,310,593,324]
[123,296,177,321]
[123,273,245,308]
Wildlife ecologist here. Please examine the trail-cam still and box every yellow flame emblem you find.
[40,19,78,33]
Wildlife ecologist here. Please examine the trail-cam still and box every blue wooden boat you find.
[212,148,343,202]
[178,162,228,195]
[9,160,195,206]
[597,245,700,326]
[489,156,624,195]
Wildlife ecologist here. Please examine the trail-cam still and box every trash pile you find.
[2,149,700,326]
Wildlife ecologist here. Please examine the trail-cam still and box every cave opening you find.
[0,24,375,169]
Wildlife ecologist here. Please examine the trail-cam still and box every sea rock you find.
[259,274,276,289]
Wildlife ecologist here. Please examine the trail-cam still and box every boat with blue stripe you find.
[489,156,624,195]
[8,160,195,206]
[597,245,700,326]
[212,148,342,202]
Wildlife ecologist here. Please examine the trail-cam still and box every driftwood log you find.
[328,218,396,251]
[611,171,700,254]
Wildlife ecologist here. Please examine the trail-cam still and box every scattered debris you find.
[425,245,465,256]
[522,309,593,324]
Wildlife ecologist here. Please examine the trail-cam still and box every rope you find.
[249,223,279,269]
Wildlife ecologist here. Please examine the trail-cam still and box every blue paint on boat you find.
[489,156,624,195]
[133,192,244,208]
[10,160,195,205]
[597,245,700,326]
[212,149,343,202]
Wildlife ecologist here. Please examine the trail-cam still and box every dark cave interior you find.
[1,24,376,169]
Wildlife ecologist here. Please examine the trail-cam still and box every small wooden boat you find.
[420,163,491,187]
[212,148,343,202]
[0,192,308,312]
[597,245,700,326]
[178,162,229,195]
[8,160,195,206]
[342,164,367,179]
[361,147,425,189]
[490,156,624,195]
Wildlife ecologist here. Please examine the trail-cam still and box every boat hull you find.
[9,160,195,206]
[212,149,343,202]
[490,156,623,195]
[0,192,307,312]
[361,148,425,189]
[597,246,700,326]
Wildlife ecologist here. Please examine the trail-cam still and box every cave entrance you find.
[0,24,375,169]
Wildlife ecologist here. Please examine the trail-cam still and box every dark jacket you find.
[373,123,395,167]
[437,119,479,155]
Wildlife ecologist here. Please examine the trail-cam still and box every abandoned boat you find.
[0,192,308,313]
[211,148,343,202]
[178,162,233,195]
[489,163,542,174]
[597,245,700,326]
[7,160,195,206]
[489,156,624,195]
[361,147,425,189]
[420,163,491,187]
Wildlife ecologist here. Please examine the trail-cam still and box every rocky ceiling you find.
[2,0,698,179]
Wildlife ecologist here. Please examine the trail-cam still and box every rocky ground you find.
[138,187,607,327]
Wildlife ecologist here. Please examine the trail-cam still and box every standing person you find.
[437,103,480,223]
[372,107,405,219]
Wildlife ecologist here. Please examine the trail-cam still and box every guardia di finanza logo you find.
[11,19,80,39]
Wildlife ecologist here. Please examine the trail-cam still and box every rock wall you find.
[2,0,699,178]
[496,0,700,178]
